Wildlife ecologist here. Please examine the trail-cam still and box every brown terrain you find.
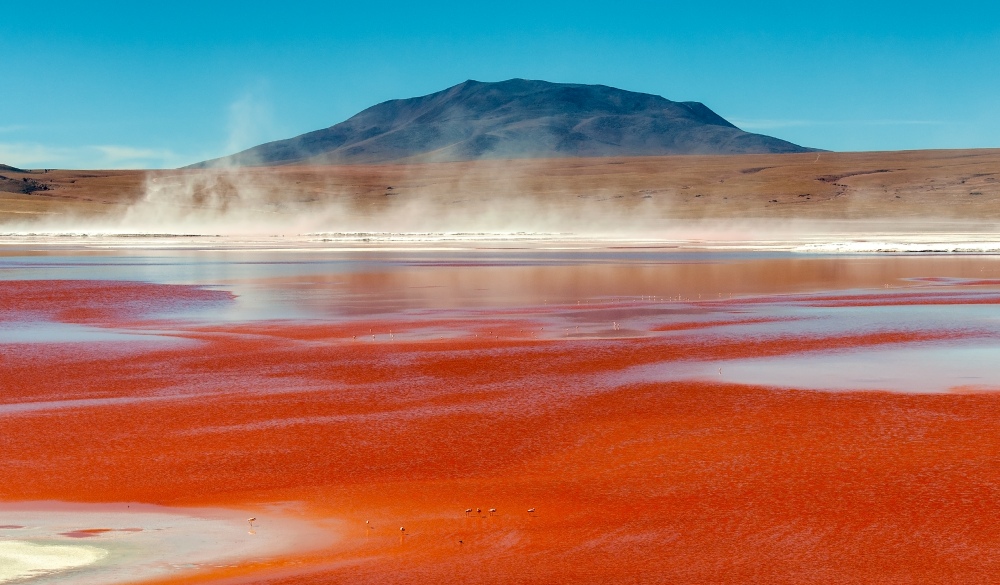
[1,149,999,227]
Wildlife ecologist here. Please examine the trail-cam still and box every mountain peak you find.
[192,79,816,168]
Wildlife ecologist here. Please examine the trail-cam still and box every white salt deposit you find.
[0,502,337,584]
[0,541,107,583]
[794,240,1000,254]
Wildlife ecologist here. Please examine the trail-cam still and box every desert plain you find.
[3,148,1000,228]
[3,151,1000,584]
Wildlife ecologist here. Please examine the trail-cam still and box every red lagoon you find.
[3,249,1000,583]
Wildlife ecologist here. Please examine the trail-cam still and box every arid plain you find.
[3,151,1000,584]
[3,149,1000,227]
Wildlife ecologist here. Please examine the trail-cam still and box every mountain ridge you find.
[191,79,818,167]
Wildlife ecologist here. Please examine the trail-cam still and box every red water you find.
[3,254,1000,583]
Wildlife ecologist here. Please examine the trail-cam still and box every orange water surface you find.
[3,249,1000,583]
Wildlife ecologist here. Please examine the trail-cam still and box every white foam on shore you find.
[0,541,107,583]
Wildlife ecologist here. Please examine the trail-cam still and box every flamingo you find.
[489,508,497,516]
[247,517,256,527]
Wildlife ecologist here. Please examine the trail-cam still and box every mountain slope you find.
[193,79,817,167]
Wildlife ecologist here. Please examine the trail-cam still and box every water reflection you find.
[3,247,1000,394]
[4,248,1000,321]
[625,341,1000,394]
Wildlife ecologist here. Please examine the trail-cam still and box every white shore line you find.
[0,501,340,584]
[1,231,1000,253]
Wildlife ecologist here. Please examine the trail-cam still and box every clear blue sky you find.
[2,1,998,168]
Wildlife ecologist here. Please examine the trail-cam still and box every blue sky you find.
[2,1,998,168]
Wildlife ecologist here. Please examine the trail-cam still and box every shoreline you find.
[0,501,339,584]
[0,230,1000,253]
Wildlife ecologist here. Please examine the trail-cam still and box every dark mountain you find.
[192,79,817,167]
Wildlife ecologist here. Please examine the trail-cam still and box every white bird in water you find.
[247,517,256,527]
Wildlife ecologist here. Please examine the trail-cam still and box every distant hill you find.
[0,163,54,195]
[191,79,818,168]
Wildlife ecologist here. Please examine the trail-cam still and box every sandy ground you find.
[3,250,1000,583]
[2,150,1000,234]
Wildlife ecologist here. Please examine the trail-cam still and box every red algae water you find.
[3,245,1000,583]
